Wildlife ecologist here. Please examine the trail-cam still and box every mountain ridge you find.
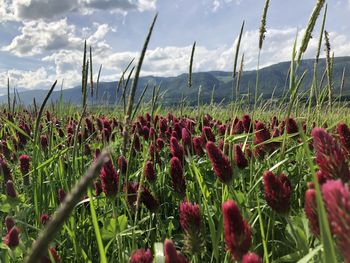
[1,56,350,106]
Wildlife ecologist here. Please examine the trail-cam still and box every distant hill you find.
[1,56,350,106]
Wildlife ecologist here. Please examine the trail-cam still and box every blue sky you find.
[0,0,349,93]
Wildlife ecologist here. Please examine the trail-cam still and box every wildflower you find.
[4,226,20,249]
[242,114,252,133]
[156,137,165,150]
[232,120,244,135]
[58,188,66,203]
[117,155,128,174]
[141,186,159,212]
[201,126,215,144]
[5,216,15,232]
[218,124,227,136]
[322,180,350,261]
[129,248,153,263]
[206,142,232,184]
[304,187,319,236]
[337,122,350,154]
[6,180,17,198]
[286,117,299,134]
[164,239,188,263]
[179,201,202,253]
[170,137,184,163]
[222,200,252,260]
[144,161,156,183]
[263,171,292,213]
[19,154,30,185]
[0,157,12,182]
[170,157,186,197]
[99,159,119,197]
[242,252,262,263]
[234,145,248,169]
[40,134,49,149]
[312,128,350,182]
[133,134,141,152]
[181,128,192,153]
[193,137,204,156]
[40,213,50,226]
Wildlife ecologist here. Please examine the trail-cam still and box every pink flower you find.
[242,252,262,263]
[311,128,350,182]
[193,137,204,156]
[117,155,128,174]
[321,180,350,262]
[337,122,350,154]
[179,201,201,233]
[4,226,20,249]
[222,200,252,260]
[242,114,252,133]
[234,145,248,169]
[0,157,12,183]
[144,161,156,183]
[40,213,50,226]
[170,137,184,163]
[164,239,188,263]
[263,171,292,213]
[286,117,299,134]
[141,186,159,212]
[5,216,15,232]
[58,188,66,203]
[6,180,17,198]
[206,142,232,184]
[201,126,216,144]
[304,187,319,236]
[129,248,153,263]
[170,157,186,197]
[99,159,119,197]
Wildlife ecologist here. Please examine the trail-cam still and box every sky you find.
[0,0,350,94]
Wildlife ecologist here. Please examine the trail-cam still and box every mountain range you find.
[1,56,350,106]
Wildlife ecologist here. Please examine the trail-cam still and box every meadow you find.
[1,0,350,262]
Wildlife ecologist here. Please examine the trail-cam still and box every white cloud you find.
[2,19,111,56]
[0,0,157,22]
[0,67,54,90]
[2,27,350,91]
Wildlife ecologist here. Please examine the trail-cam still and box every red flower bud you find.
[99,159,119,197]
[170,157,186,197]
[0,157,12,182]
[4,226,20,249]
[206,142,232,184]
[40,213,50,226]
[170,137,184,163]
[193,137,204,156]
[242,252,262,263]
[234,145,248,169]
[117,155,128,174]
[58,188,66,203]
[129,248,153,263]
[179,201,201,233]
[322,180,350,262]
[6,180,17,198]
[304,188,319,236]
[242,114,252,133]
[5,216,15,232]
[312,128,350,182]
[337,122,350,155]
[263,171,292,213]
[286,117,298,134]
[222,200,252,260]
[144,161,156,183]
[164,239,189,263]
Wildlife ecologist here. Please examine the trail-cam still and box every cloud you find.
[0,0,157,22]
[2,27,350,91]
[0,67,54,90]
[2,19,111,56]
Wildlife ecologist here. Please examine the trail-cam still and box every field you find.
[1,0,350,262]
